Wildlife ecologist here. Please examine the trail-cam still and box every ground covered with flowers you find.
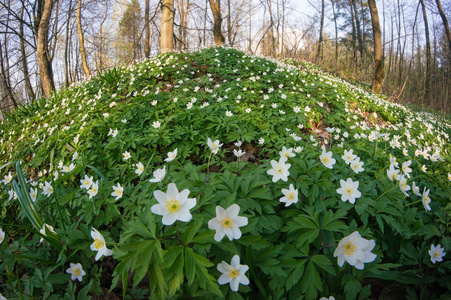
[0,47,450,299]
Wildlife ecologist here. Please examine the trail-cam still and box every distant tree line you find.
[0,0,450,116]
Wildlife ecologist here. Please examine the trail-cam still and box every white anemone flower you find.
[233,149,246,158]
[207,138,223,153]
[217,255,250,292]
[122,151,131,160]
[401,160,412,178]
[336,178,361,204]
[387,164,400,181]
[0,228,5,244]
[399,176,410,197]
[165,149,178,162]
[87,180,99,199]
[234,141,242,147]
[151,183,196,225]
[280,184,298,207]
[267,158,291,182]
[149,166,166,183]
[279,146,295,161]
[80,175,93,190]
[342,149,357,165]
[90,227,113,261]
[42,181,53,197]
[66,263,86,282]
[412,182,421,196]
[1,172,13,184]
[429,244,446,264]
[320,150,336,169]
[39,224,56,243]
[61,163,75,173]
[208,204,248,242]
[350,157,364,174]
[422,187,431,211]
[111,183,124,200]
[135,162,144,175]
[333,231,377,270]
[30,187,38,202]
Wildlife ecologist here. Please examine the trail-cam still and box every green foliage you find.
[0,46,450,299]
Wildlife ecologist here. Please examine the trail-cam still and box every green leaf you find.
[344,276,361,300]
[300,261,322,300]
[311,255,335,275]
[183,218,203,244]
[286,260,306,290]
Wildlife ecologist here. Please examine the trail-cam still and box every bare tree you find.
[419,0,431,103]
[435,0,451,54]
[36,0,55,98]
[161,0,174,52]
[77,0,90,78]
[209,0,225,45]
[368,0,383,93]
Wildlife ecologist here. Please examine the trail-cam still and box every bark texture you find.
[368,0,384,94]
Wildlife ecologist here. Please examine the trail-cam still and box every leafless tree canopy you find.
[0,0,450,115]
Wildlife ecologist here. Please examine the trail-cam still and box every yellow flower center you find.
[93,238,104,250]
[115,189,122,196]
[84,180,90,186]
[424,196,430,204]
[433,251,440,257]
[322,156,330,164]
[212,143,217,148]
[222,217,234,228]
[344,242,357,256]
[344,187,354,196]
[274,166,283,175]
[286,192,295,201]
[89,187,96,194]
[73,268,80,276]
[228,269,239,278]
[166,198,181,213]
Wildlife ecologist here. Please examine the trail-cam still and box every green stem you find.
[375,186,399,202]
[404,199,423,208]
[207,152,213,180]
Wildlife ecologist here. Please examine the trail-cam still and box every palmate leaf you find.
[184,247,221,296]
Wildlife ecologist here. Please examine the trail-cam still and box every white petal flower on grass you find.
[111,183,124,200]
[333,231,377,270]
[152,121,161,128]
[279,146,295,161]
[135,162,144,175]
[61,163,75,173]
[39,224,56,243]
[87,180,99,199]
[402,160,412,178]
[233,149,246,158]
[342,149,357,165]
[350,157,364,174]
[267,158,291,182]
[412,182,421,196]
[8,189,17,201]
[30,187,37,202]
[448,173,451,181]
[336,178,361,204]
[165,149,178,162]
[123,151,131,160]
[207,138,223,153]
[234,141,242,147]
[90,228,113,261]
[0,228,5,244]
[2,172,13,184]
[217,255,250,292]
[42,181,53,197]
[66,263,86,282]
[0,293,6,300]
[429,244,446,264]
[258,138,265,144]
[151,183,196,225]
[320,150,336,169]
[399,176,410,197]
[422,187,431,211]
[208,204,248,242]
[80,175,93,190]
[387,164,400,181]
[421,165,427,172]
[225,110,233,117]
[149,166,166,183]
[280,184,298,207]
[294,146,304,153]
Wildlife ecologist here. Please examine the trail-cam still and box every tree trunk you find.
[316,0,325,60]
[209,0,225,45]
[349,0,357,67]
[368,0,384,94]
[98,0,108,68]
[351,0,364,65]
[435,0,451,54]
[144,0,150,57]
[19,6,36,100]
[331,0,338,66]
[36,0,55,98]
[161,0,174,52]
[227,0,232,45]
[77,0,90,78]
[419,0,431,104]
[0,38,18,109]
[64,0,73,87]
